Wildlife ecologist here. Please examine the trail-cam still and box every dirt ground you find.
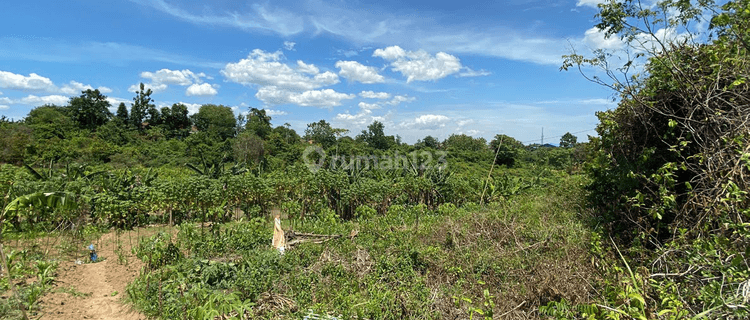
[36,228,170,320]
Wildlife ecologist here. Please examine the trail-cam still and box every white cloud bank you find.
[373,46,462,82]
[255,86,355,108]
[0,71,111,96]
[222,49,339,91]
[335,61,384,84]
[359,91,391,99]
[185,83,218,96]
[400,114,450,129]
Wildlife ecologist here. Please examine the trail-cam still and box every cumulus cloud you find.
[400,114,450,129]
[387,95,416,106]
[373,46,462,82]
[334,108,375,126]
[18,94,69,106]
[358,102,381,110]
[60,81,112,95]
[296,61,319,74]
[583,27,624,50]
[335,61,385,83]
[264,109,288,116]
[141,69,204,86]
[185,83,218,96]
[359,91,391,99]
[106,96,130,107]
[255,86,355,108]
[128,82,168,93]
[222,49,339,91]
[283,41,296,50]
[0,105,8,110]
[0,71,56,92]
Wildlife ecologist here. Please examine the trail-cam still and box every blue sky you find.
[0,0,623,144]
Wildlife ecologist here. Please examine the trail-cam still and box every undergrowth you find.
[126,171,596,319]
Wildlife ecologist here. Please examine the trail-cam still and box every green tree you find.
[0,122,32,165]
[192,104,237,141]
[25,105,75,139]
[130,83,154,130]
[416,135,440,149]
[444,134,487,153]
[304,120,337,149]
[559,132,577,148]
[565,0,750,240]
[68,89,112,130]
[163,103,191,138]
[489,134,524,167]
[357,120,393,150]
[245,108,272,139]
[115,102,129,126]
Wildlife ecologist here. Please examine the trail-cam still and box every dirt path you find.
[38,228,168,320]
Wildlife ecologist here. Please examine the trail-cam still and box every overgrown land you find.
[2,0,750,319]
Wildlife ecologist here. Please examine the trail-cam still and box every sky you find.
[0,0,625,144]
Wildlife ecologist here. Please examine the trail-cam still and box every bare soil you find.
[37,228,169,320]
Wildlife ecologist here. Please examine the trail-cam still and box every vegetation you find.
[1,0,748,319]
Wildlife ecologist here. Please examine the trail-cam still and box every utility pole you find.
[541,127,544,145]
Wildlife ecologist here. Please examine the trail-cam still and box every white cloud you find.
[180,102,203,114]
[283,41,296,50]
[400,114,450,129]
[18,94,69,106]
[358,102,381,110]
[372,46,406,60]
[387,95,416,106]
[265,109,288,116]
[106,96,130,107]
[359,91,391,99]
[335,108,374,126]
[0,105,8,110]
[60,81,112,95]
[141,69,203,86]
[458,68,491,77]
[222,49,339,91]
[374,46,462,82]
[255,86,355,108]
[185,83,218,96]
[576,0,605,8]
[0,71,56,92]
[128,83,168,93]
[335,61,385,84]
[583,27,624,50]
[296,60,319,74]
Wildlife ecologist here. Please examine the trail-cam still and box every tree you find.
[489,134,524,167]
[68,89,112,130]
[564,0,750,240]
[130,83,154,129]
[115,103,129,125]
[304,120,337,149]
[416,135,440,149]
[164,103,191,137]
[25,105,75,139]
[444,134,487,153]
[559,132,577,148]
[245,108,272,139]
[233,131,265,166]
[192,104,237,141]
[357,120,393,150]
